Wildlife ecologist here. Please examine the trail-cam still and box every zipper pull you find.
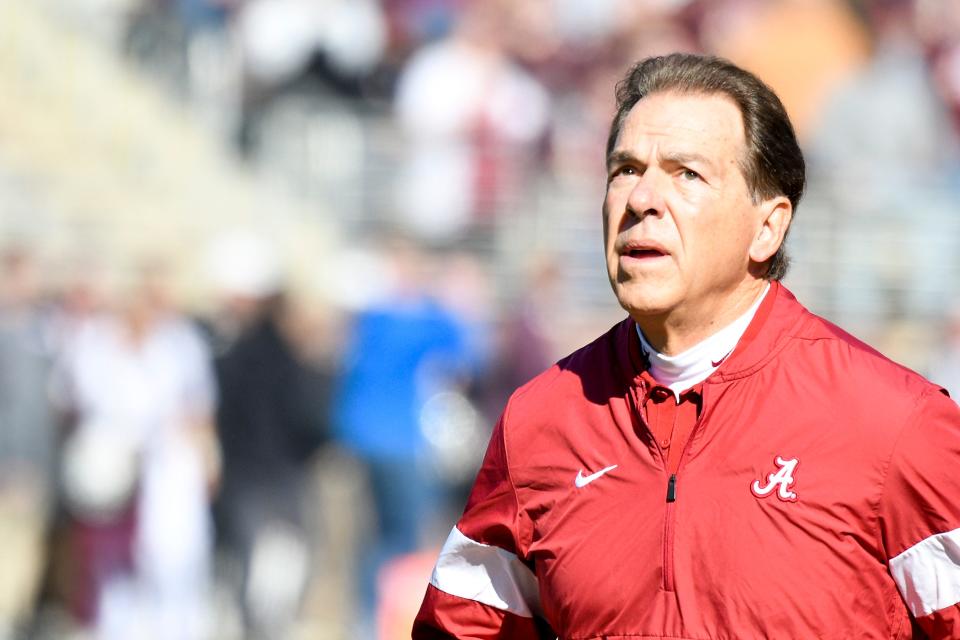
[666,474,677,503]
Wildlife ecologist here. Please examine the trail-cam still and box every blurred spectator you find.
[333,238,476,635]
[0,247,57,640]
[475,258,559,424]
[45,258,109,360]
[919,0,960,137]
[422,250,492,507]
[235,0,387,152]
[51,264,218,640]
[805,0,960,334]
[175,0,234,33]
[393,2,550,241]
[381,0,465,52]
[213,288,331,639]
[238,0,386,90]
[133,263,220,640]
[702,0,869,138]
[203,228,285,355]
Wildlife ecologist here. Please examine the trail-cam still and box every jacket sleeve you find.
[413,412,553,639]
[879,388,960,638]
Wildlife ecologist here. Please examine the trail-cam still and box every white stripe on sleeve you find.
[889,526,960,617]
[430,526,542,618]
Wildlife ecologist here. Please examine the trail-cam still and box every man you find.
[412,53,960,639]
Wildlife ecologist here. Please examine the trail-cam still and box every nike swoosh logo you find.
[711,349,734,368]
[575,464,618,488]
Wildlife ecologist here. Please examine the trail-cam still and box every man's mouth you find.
[627,248,666,258]
[621,241,669,260]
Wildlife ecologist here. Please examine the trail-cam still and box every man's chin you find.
[615,294,674,320]
[610,279,672,313]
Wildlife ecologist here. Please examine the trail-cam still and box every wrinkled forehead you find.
[612,91,748,164]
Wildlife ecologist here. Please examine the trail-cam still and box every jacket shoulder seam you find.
[873,385,939,563]
[790,332,932,390]
[711,313,810,382]
[499,394,533,561]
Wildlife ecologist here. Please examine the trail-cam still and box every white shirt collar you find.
[637,284,770,401]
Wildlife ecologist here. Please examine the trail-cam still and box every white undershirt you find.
[637,284,770,401]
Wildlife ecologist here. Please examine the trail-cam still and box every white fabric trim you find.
[637,283,769,400]
[889,526,960,617]
[430,526,542,618]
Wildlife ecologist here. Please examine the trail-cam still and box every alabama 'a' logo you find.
[751,455,799,502]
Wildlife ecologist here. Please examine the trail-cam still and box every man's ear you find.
[749,196,792,264]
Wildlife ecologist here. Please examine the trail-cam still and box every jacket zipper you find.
[660,384,709,593]
[663,474,678,591]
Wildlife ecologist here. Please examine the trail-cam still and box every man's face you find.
[603,91,766,323]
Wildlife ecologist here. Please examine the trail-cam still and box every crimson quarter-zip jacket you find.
[413,283,960,639]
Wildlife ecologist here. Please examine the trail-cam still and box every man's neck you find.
[636,279,769,356]
[637,283,770,397]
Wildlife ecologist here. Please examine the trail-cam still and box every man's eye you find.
[614,166,636,177]
[681,168,701,181]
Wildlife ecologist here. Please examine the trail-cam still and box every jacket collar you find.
[616,282,810,388]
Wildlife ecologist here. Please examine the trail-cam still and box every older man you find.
[412,54,960,639]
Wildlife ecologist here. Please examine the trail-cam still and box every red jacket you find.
[413,283,960,639]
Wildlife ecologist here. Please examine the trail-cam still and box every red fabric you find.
[68,502,137,624]
[455,413,531,558]
[413,585,552,639]
[878,387,960,558]
[916,602,960,638]
[415,283,960,639]
[639,373,702,475]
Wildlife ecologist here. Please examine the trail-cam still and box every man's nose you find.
[626,173,666,220]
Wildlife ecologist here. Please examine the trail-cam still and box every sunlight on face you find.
[603,91,764,327]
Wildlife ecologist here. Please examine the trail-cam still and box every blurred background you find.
[0,0,959,638]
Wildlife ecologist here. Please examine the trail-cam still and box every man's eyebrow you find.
[606,150,640,169]
[659,150,716,171]
[606,149,718,172]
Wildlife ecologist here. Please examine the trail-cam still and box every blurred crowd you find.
[118,0,960,233]
[0,232,559,639]
[2,0,960,639]
[116,0,960,351]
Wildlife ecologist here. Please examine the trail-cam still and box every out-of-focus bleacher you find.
[0,1,336,307]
